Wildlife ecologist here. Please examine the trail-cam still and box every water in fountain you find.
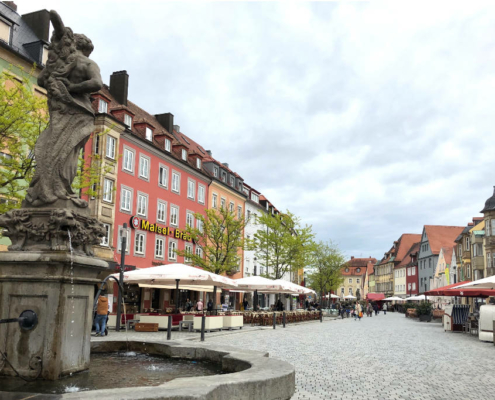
[0,353,225,394]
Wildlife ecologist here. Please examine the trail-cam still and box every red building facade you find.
[404,242,420,296]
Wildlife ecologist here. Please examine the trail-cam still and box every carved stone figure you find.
[0,11,105,255]
[25,10,103,209]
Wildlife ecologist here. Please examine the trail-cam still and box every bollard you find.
[201,314,206,342]
[167,315,172,340]
[283,311,286,328]
[320,310,323,323]
[273,312,276,329]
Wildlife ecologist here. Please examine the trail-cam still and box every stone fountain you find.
[0,10,108,380]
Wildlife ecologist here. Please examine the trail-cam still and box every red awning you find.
[424,281,470,296]
[444,288,495,298]
[366,293,385,300]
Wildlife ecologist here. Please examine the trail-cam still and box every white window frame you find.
[168,239,178,261]
[172,171,180,194]
[106,136,116,160]
[198,184,205,205]
[213,167,218,177]
[186,211,194,228]
[184,243,193,263]
[120,186,134,214]
[155,236,165,259]
[124,113,133,127]
[412,282,416,290]
[195,246,203,258]
[123,147,135,174]
[98,99,108,113]
[170,205,179,227]
[181,149,187,160]
[103,178,113,203]
[348,278,352,284]
[251,193,259,203]
[157,200,167,223]
[220,197,226,209]
[465,237,470,251]
[187,179,195,200]
[237,206,242,219]
[139,155,150,180]
[120,186,133,213]
[145,127,153,141]
[356,278,360,284]
[229,202,234,213]
[136,192,148,218]
[212,193,218,209]
[158,164,168,188]
[196,158,201,169]
[197,219,204,233]
[134,231,146,256]
[100,223,111,247]
[165,139,171,152]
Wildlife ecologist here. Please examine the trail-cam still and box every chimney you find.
[351,256,354,260]
[206,150,212,156]
[173,124,180,133]
[22,9,50,42]
[109,70,129,106]
[155,113,174,134]
[4,2,17,11]
[222,163,229,168]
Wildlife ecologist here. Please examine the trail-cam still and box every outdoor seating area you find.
[242,310,321,326]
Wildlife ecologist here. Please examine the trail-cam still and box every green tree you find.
[0,68,48,213]
[177,206,246,308]
[249,211,315,281]
[306,241,345,307]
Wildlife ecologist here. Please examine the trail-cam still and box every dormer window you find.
[181,149,187,160]
[124,114,132,127]
[251,193,259,203]
[98,99,108,114]
[0,20,11,45]
[196,158,201,169]
[164,139,171,152]
[213,167,218,177]
[221,172,227,182]
[230,176,235,186]
[145,127,153,141]
[42,46,49,65]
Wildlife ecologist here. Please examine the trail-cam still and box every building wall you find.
[114,132,210,269]
[394,267,407,297]
[405,264,419,295]
[243,200,266,277]
[418,230,437,293]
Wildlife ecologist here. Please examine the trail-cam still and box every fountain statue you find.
[0,10,108,380]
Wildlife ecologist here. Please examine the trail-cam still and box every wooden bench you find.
[134,322,158,332]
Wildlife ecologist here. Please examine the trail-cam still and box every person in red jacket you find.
[95,291,109,336]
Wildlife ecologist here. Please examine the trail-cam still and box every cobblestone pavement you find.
[94,313,495,399]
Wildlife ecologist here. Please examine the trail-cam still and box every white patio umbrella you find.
[383,296,405,301]
[453,275,495,290]
[272,279,307,295]
[405,294,427,301]
[344,295,357,300]
[325,294,340,299]
[234,276,291,292]
[116,263,238,312]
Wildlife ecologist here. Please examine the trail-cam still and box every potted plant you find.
[416,301,432,322]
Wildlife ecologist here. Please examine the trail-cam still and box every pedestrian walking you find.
[374,303,378,316]
[355,302,362,321]
[367,303,373,317]
[185,298,192,311]
[383,303,388,315]
[94,290,108,337]
[196,299,204,312]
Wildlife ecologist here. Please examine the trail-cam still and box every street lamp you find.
[116,223,128,332]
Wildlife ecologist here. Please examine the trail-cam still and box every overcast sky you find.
[21,1,495,260]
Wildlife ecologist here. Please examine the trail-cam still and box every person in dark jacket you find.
[207,299,213,314]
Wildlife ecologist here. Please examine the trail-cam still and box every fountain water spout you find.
[0,310,38,331]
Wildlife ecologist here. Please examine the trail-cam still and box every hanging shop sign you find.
[129,216,192,242]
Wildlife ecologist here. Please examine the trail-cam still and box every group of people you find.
[338,302,388,320]
[305,300,320,310]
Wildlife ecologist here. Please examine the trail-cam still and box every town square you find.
[1,1,495,399]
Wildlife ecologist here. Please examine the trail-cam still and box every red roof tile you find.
[424,225,465,255]
[396,242,420,268]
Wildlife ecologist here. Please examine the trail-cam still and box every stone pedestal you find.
[0,251,108,380]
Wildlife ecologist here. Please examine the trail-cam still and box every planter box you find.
[419,314,432,322]
[135,323,158,332]
[406,308,417,318]
[432,309,445,319]
[223,315,243,330]
[194,316,223,332]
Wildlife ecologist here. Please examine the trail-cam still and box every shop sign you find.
[129,216,192,242]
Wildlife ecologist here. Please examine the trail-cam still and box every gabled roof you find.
[424,225,465,255]
[395,234,422,262]
[396,241,421,268]
[439,246,453,266]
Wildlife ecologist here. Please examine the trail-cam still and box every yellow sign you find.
[130,216,192,242]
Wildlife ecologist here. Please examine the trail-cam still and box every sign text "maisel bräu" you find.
[130,216,192,242]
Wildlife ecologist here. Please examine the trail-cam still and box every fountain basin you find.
[0,340,295,399]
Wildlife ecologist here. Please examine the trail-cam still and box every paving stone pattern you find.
[94,313,495,399]
[206,313,495,400]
